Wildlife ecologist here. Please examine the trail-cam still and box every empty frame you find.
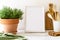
[25,6,45,32]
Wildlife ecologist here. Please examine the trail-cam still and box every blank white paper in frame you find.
[25,6,45,32]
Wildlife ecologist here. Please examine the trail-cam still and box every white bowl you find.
[53,21,60,32]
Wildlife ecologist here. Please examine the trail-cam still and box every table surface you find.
[17,30,60,40]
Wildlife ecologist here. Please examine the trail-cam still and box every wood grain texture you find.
[48,30,60,36]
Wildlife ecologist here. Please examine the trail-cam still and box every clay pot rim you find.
[0,19,19,24]
[0,18,18,19]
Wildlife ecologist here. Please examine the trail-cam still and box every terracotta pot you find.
[0,19,19,34]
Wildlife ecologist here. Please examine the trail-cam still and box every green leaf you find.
[0,7,23,19]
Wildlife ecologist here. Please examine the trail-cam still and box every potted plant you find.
[0,7,23,34]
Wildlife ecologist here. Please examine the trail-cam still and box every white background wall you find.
[0,0,60,32]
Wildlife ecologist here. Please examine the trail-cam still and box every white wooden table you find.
[17,30,60,40]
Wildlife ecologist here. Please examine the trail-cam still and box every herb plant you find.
[0,7,23,19]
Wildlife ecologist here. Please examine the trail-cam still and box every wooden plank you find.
[48,30,60,36]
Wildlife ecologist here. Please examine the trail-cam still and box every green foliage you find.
[0,7,23,19]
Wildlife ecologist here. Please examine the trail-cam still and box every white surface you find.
[26,36,60,40]
[25,6,45,32]
[17,30,60,40]
[53,21,60,32]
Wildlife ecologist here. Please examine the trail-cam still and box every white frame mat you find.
[25,6,45,32]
